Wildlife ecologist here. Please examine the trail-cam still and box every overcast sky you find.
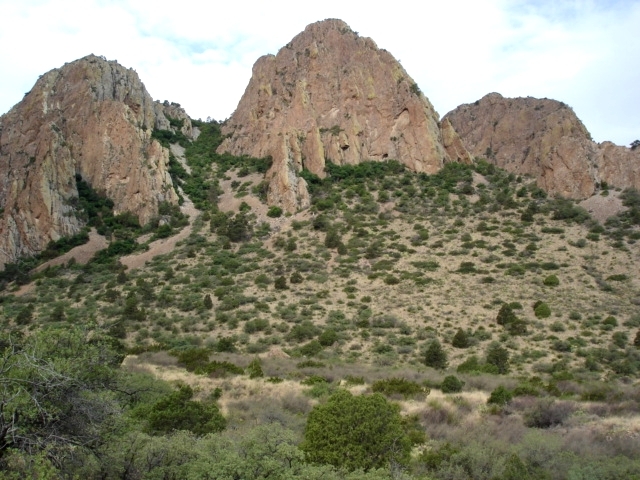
[1,0,638,146]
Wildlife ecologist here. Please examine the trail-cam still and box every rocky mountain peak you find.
[0,54,189,266]
[218,19,470,211]
[445,93,640,198]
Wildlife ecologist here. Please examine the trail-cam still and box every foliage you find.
[487,386,513,405]
[496,304,517,326]
[451,328,470,348]
[318,328,339,346]
[267,205,283,218]
[301,389,411,471]
[246,357,264,379]
[142,384,226,436]
[371,378,428,399]
[0,326,123,467]
[534,301,551,318]
[486,342,510,374]
[424,339,448,369]
[543,274,560,287]
[440,375,464,393]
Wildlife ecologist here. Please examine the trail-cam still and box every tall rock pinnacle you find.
[0,54,189,266]
[218,19,470,211]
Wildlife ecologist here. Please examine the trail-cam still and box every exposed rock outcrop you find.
[218,19,468,211]
[0,54,188,266]
[445,93,640,198]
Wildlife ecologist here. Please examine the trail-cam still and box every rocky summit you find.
[0,55,191,267]
[217,19,471,212]
[445,92,640,198]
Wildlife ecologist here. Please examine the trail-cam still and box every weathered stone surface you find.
[0,54,187,266]
[445,93,640,198]
[218,19,462,211]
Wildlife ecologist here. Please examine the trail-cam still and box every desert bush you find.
[487,386,513,406]
[274,276,288,290]
[246,357,264,378]
[266,206,283,218]
[287,322,321,342]
[371,377,428,399]
[534,302,551,318]
[452,328,470,348]
[318,328,339,346]
[496,304,517,326]
[523,398,575,428]
[175,348,211,372]
[486,342,510,374]
[440,375,464,393]
[301,389,411,471]
[299,340,323,357]
[144,384,226,436]
[424,339,448,370]
[543,274,559,287]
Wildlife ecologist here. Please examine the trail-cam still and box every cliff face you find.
[444,93,640,198]
[0,54,188,266]
[218,19,470,211]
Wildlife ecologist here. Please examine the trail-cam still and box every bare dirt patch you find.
[120,194,199,270]
[579,191,625,224]
[15,228,108,297]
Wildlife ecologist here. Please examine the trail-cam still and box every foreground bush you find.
[301,389,411,471]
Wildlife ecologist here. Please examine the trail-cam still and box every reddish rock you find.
[0,55,187,266]
[218,19,465,211]
[445,93,640,198]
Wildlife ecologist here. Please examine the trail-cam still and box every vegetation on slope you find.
[2,118,640,478]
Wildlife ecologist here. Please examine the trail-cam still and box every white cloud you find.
[0,0,638,145]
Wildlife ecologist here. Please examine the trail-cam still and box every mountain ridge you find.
[1,20,639,267]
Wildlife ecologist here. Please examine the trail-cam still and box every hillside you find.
[2,18,640,480]
[2,119,640,478]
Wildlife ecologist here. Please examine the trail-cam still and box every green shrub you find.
[451,328,470,348]
[440,375,464,393]
[486,342,510,374]
[487,386,512,405]
[175,348,210,372]
[534,302,551,318]
[424,339,448,370]
[496,304,517,326]
[371,377,428,398]
[274,276,288,290]
[246,358,264,379]
[384,275,400,285]
[144,385,226,435]
[523,398,575,428]
[266,206,283,218]
[543,274,559,287]
[318,328,338,346]
[299,340,323,357]
[301,390,411,471]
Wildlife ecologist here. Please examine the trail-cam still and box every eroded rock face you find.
[0,55,187,266]
[218,19,465,211]
[444,93,640,198]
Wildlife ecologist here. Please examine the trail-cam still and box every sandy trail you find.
[120,194,199,270]
[14,228,108,297]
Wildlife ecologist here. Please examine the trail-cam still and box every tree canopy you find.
[301,389,410,472]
